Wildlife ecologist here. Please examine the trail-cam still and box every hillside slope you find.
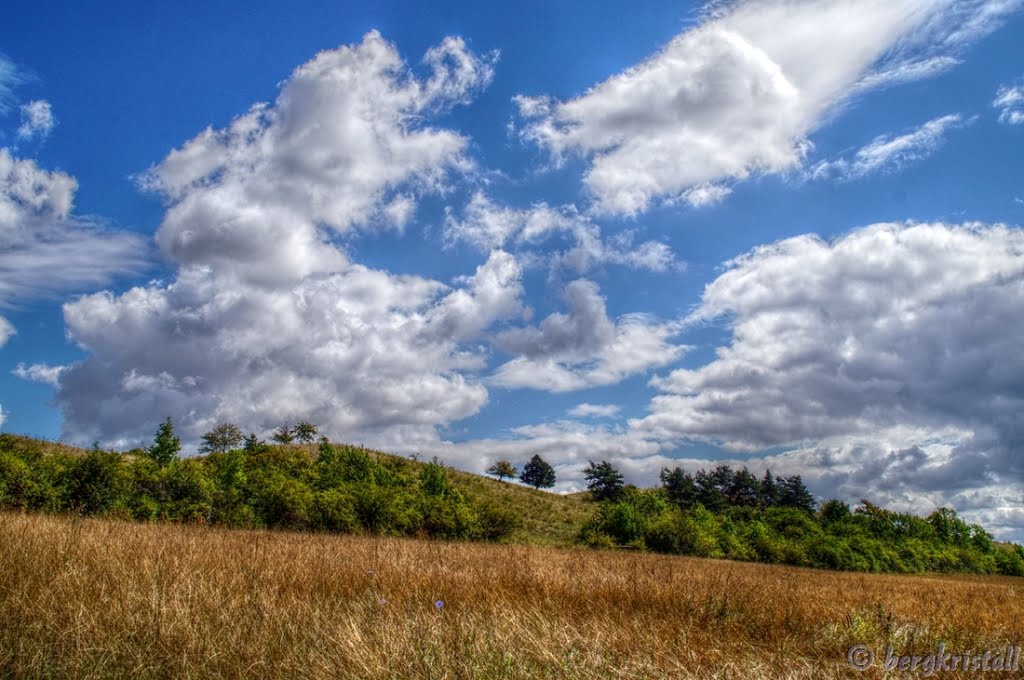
[0,433,591,545]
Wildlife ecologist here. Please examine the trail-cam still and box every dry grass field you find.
[1,511,1022,679]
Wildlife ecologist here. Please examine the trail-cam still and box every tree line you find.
[577,460,1024,576]
[0,421,519,541]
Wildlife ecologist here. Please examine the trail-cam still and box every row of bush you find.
[0,429,519,541]
[579,464,1024,576]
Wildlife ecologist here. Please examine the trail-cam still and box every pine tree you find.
[660,467,698,508]
[519,454,556,489]
[583,460,624,501]
[760,469,779,508]
[147,417,180,466]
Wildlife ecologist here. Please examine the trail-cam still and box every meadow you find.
[2,511,1022,679]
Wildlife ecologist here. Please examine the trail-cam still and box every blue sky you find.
[2,1,1023,537]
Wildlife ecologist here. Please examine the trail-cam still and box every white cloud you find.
[993,80,1024,124]
[515,0,1020,216]
[444,192,678,273]
[852,55,962,92]
[140,30,495,285]
[675,183,733,209]
[515,0,951,215]
[53,33,524,450]
[17,100,55,140]
[58,251,525,449]
[13,362,65,385]
[852,0,1022,90]
[0,148,147,341]
[0,403,6,430]
[629,221,1024,536]
[567,403,621,418]
[807,113,967,180]
[491,279,687,392]
[0,54,24,115]
[0,316,13,347]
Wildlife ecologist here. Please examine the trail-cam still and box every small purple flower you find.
[379,598,387,606]
[434,599,444,610]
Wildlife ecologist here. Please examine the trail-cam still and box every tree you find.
[199,422,244,454]
[147,418,180,467]
[485,459,518,482]
[243,433,268,454]
[660,467,697,508]
[271,424,295,445]
[777,475,816,513]
[725,467,761,507]
[293,421,318,444]
[584,460,624,502]
[759,470,779,508]
[694,468,727,512]
[520,454,556,490]
[819,498,851,525]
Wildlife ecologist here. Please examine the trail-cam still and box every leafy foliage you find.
[0,433,515,543]
[199,422,244,454]
[485,459,518,482]
[583,460,624,501]
[519,454,556,489]
[577,465,1023,576]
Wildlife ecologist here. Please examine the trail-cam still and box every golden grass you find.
[1,511,1021,679]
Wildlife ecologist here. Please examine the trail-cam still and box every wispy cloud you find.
[0,54,25,115]
[993,79,1024,124]
[807,114,968,181]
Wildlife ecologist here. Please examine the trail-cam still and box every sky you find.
[1,0,1023,538]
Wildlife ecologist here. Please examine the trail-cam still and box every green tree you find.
[519,454,556,489]
[485,459,518,482]
[420,457,450,497]
[293,421,318,444]
[271,424,295,445]
[660,467,697,508]
[147,418,180,467]
[725,467,761,507]
[66,446,127,514]
[777,475,816,513]
[819,498,852,525]
[584,460,624,502]
[243,433,268,453]
[198,422,244,454]
[759,470,779,507]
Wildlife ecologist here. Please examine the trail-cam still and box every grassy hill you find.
[0,432,592,546]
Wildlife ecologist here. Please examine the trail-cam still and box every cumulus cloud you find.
[53,33,523,450]
[567,403,621,418]
[515,0,1019,215]
[629,222,1024,536]
[0,148,147,344]
[491,279,686,392]
[141,30,495,285]
[807,113,968,180]
[444,192,677,273]
[17,100,55,140]
[12,362,65,385]
[993,79,1024,124]
[0,403,6,430]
